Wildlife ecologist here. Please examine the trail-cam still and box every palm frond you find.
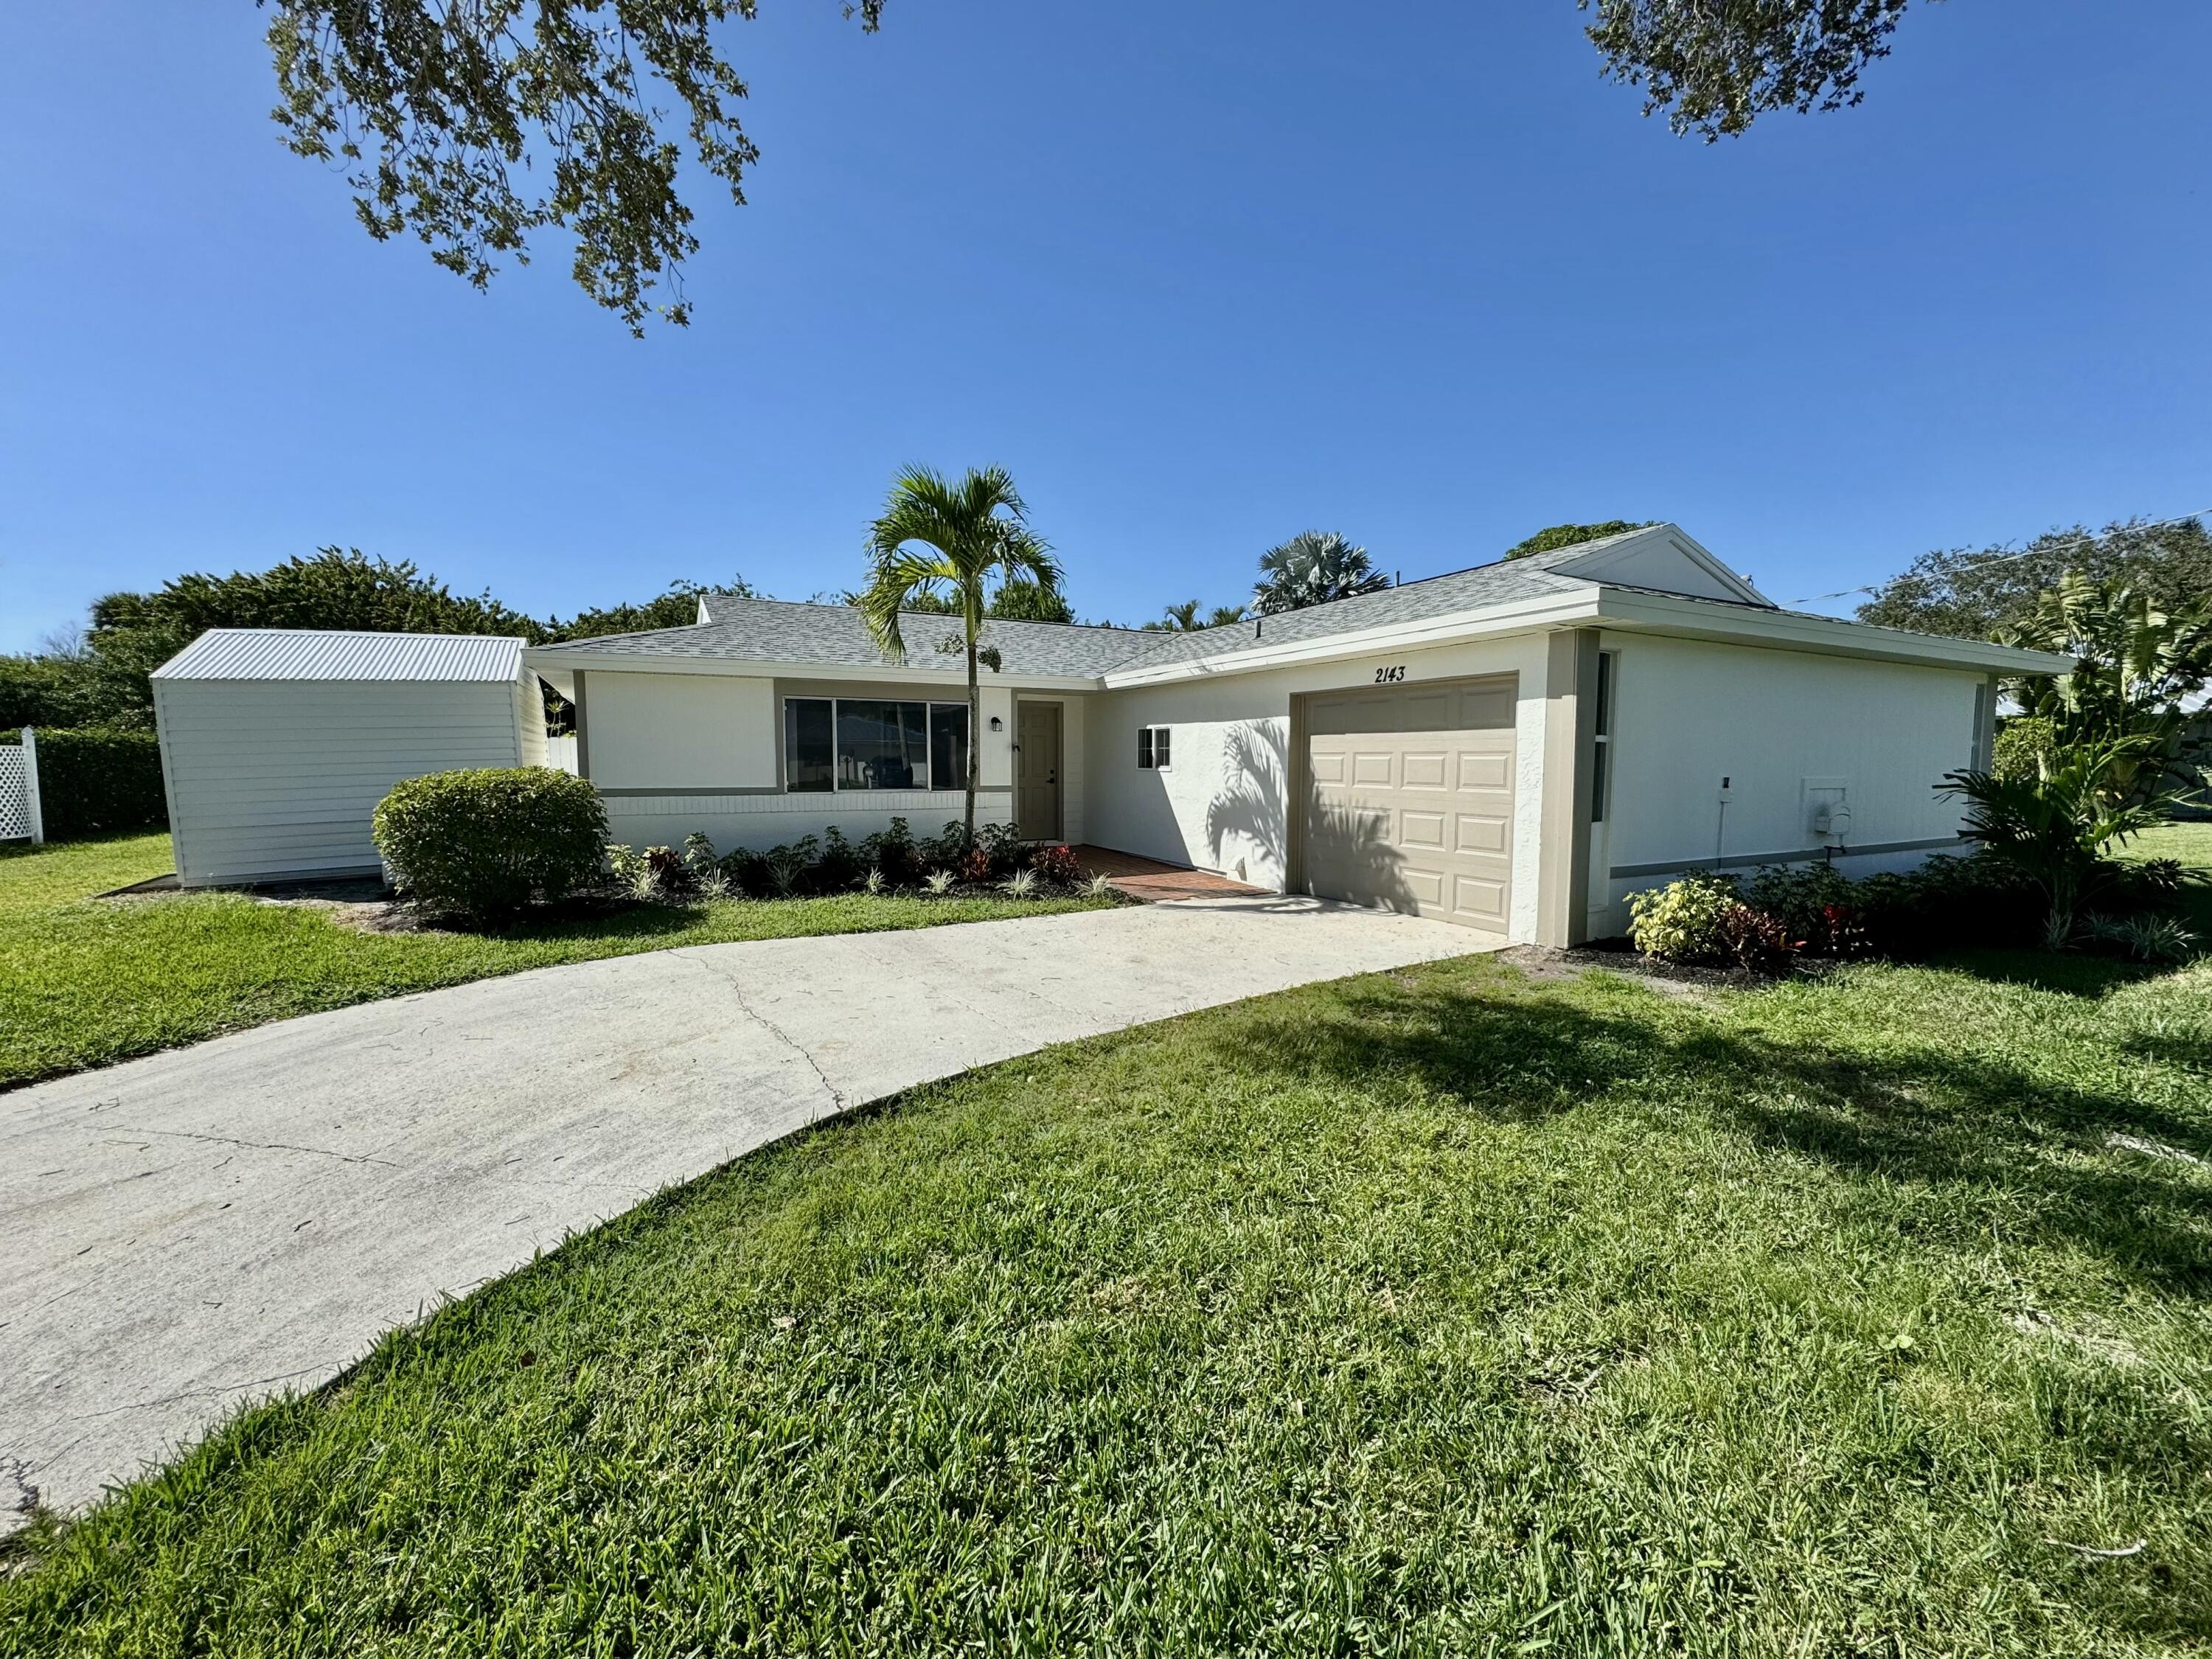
[857,546,957,664]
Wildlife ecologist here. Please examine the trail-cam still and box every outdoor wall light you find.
[988,715,1004,732]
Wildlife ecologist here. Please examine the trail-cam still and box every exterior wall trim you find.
[525,650,1099,693]
[1535,630,1598,947]
[177,861,389,891]
[573,670,592,780]
[596,785,1012,798]
[1106,595,1593,689]
[1610,835,1969,879]
[1591,589,2071,675]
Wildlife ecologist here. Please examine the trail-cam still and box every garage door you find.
[1302,675,1515,933]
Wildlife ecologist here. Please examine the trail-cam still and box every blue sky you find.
[3,2,2206,652]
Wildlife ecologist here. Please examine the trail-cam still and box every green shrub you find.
[1627,873,1740,962]
[1,726,167,839]
[1715,900,1801,971]
[2081,911,2200,964]
[1943,740,2178,943]
[372,768,606,918]
[1990,716,2056,783]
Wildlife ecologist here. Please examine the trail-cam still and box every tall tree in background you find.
[858,467,1060,842]
[1,551,759,731]
[551,575,757,639]
[1582,0,1916,139]
[2001,574,2212,807]
[903,576,1074,625]
[1142,601,1248,632]
[1253,532,1390,616]
[1857,518,2212,641]
[265,1,884,333]
[61,550,546,728]
[1503,521,1651,560]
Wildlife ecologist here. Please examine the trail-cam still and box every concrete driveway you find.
[1,894,1481,1527]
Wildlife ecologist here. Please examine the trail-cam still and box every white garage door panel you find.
[1304,675,1516,934]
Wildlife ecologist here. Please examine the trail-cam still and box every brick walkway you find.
[1068,845,1266,902]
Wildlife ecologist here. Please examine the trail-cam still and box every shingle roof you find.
[1105,542,1618,673]
[531,526,2019,682]
[153,630,526,682]
[541,535,1677,681]
[543,597,1152,680]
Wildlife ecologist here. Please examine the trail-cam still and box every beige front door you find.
[1016,701,1063,841]
[1302,675,1515,933]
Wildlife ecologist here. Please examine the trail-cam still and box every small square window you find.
[1138,726,1172,770]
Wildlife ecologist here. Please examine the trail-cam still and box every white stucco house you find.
[509,524,2069,945]
[147,525,2070,940]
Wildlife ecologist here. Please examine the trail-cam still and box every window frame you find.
[1137,725,1172,771]
[782,695,973,793]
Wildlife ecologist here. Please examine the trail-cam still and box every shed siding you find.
[1593,633,1983,934]
[158,678,528,885]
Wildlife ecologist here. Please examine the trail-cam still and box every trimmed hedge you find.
[0,726,167,840]
[372,768,608,918]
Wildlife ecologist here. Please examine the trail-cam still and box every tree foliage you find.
[265,0,883,333]
[1943,739,2179,945]
[1253,532,1389,616]
[904,576,1074,625]
[13,549,759,731]
[1857,517,2212,641]
[1503,521,1651,560]
[1581,0,1914,140]
[550,575,757,639]
[1141,600,1248,633]
[2000,574,2212,808]
[857,467,1060,840]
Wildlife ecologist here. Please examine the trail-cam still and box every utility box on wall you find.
[1804,777,1851,846]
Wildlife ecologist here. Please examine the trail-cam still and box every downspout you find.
[965,595,981,844]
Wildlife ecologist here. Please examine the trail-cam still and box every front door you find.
[1016,701,1063,841]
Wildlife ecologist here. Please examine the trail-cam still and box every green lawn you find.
[5,835,2208,1652]
[0,833,1110,1089]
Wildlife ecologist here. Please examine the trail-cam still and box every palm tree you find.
[1944,736,2180,946]
[2003,574,2212,805]
[859,467,1060,843]
[1142,599,1251,632]
[1253,531,1390,615]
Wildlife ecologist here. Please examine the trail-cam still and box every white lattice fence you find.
[0,731,44,843]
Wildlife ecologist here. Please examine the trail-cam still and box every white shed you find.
[152,630,546,887]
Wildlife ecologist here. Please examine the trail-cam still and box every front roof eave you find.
[521,645,1106,694]
[1100,591,1604,687]
[1589,588,2078,675]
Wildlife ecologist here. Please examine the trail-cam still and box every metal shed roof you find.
[151,630,527,683]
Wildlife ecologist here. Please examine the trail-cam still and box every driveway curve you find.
[1,894,1481,1527]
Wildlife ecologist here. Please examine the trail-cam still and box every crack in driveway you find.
[682,952,846,1115]
[94,1126,399,1169]
[68,1363,332,1422]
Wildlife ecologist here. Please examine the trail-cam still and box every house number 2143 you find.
[1373,664,1408,684]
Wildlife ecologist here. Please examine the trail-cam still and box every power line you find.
[1782,507,2212,610]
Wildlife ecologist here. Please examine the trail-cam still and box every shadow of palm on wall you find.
[1203,720,1416,914]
